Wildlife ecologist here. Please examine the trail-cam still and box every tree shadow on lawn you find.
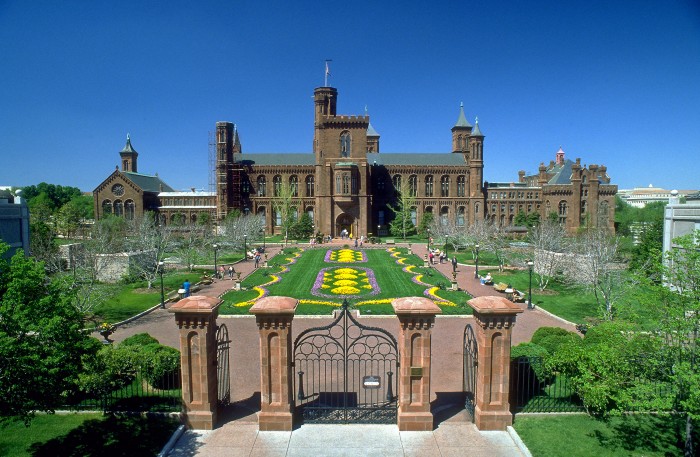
[29,414,179,457]
[590,414,691,455]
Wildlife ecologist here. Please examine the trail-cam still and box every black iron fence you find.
[64,368,182,413]
[510,356,675,414]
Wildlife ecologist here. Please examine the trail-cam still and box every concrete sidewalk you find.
[166,422,527,456]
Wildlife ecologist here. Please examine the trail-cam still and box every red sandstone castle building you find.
[94,85,617,235]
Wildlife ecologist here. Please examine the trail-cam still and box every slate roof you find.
[234,153,315,166]
[547,160,574,185]
[367,123,380,137]
[232,152,468,167]
[120,135,137,154]
[123,172,175,193]
[454,103,472,128]
[369,153,468,166]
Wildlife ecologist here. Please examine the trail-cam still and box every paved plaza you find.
[111,240,572,456]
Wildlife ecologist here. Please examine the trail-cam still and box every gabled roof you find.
[123,172,174,193]
[369,153,467,166]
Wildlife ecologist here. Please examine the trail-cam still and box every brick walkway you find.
[112,240,576,419]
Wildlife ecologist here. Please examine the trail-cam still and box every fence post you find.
[392,296,442,431]
[468,296,523,430]
[169,295,222,430]
[249,296,298,431]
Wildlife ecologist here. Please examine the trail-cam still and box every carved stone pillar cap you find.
[169,295,222,314]
[392,296,442,315]
[468,296,523,315]
[249,296,298,316]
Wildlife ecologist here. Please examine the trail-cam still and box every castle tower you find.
[468,117,484,198]
[555,146,565,165]
[313,87,338,154]
[366,121,380,153]
[216,122,235,221]
[451,102,473,153]
[120,134,138,172]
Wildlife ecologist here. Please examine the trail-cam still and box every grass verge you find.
[0,413,179,457]
[513,413,692,457]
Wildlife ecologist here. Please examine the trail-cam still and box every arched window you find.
[275,210,282,226]
[409,175,417,197]
[340,131,351,157]
[102,199,112,215]
[457,207,465,226]
[441,176,449,197]
[273,175,282,197]
[342,174,350,194]
[457,175,466,197]
[558,200,568,224]
[125,200,135,220]
[475,202,480,216]
[191,214,197,224]
[306,206,314,221]
[410,207,417,225]
[440,206,449,226]
[393,175,402,193]
[425,175,434,197]
[336,173,341,194]
[376,174,385,191]
[306,175,314,197]
[290,175,299,197]
[114,200,123,217]
[257,176,267,197]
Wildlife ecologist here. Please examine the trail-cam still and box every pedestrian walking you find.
[429,252,434,265]
[228,266,233,279]
[183,279,191,297]
[451,256,457,272]
[254,254,260,268]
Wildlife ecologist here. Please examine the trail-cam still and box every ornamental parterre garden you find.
[220,247,471,315]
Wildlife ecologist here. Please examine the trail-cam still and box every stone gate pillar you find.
[468,296,523,430]
[392,297,442,431]
[169,295,222,430]
[249,296,298,431]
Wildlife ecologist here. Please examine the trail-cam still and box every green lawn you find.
[220,247,472,315]
[92,270,208,323]
[514,414,692,457]
[0,413,179,457]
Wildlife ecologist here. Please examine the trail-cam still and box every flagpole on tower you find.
[324,59,332,87]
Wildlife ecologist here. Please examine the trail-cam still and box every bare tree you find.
[172,224,210,271]
[221,213,264,253]
[125,214,174,288]
[563,228,627,320]
[528,220,569,291]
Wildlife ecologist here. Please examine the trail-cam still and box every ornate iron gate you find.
[293,300,398,424]
[216,324,231,407]
[463,323,478,421]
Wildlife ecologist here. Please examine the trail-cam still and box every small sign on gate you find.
[362,375,381,389]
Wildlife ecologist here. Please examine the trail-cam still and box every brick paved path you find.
[112,241,577,422]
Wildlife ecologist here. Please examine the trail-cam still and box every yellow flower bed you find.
[331,286,360,295]
[333,279,358,287]
[405,265,415,272]
[356,298,394,306]
[335,268,358,274]
[362,285,373,289]
[321,284,330,289]
[334,273,358,280]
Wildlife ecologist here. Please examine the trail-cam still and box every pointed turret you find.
[451,102,473,152]
[470,117,484,137]
[366,121,380,153]
[119,133,138,172]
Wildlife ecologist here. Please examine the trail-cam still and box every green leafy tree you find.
[271,181,296,243]
[388,178,416,239]
[0,243,96,425]
[417,212,434,237]
[289,212,314,239]
[514,211,540,228]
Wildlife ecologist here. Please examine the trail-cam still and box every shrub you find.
[141,345,181,389]
[531,327,579,354]
[79,345,141,397]
[121,333,160,347]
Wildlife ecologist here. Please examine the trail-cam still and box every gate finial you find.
[342,298,349,310]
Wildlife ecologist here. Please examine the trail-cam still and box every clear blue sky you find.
[1,0,699,192]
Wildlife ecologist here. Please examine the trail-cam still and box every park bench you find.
[385,239,395,245]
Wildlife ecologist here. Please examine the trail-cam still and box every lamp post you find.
[213,244,219,279]
[474,244,480,279]
[527,260,534,309]
[244,234,247,261]
[377,224,381,242]
[427,228,431,248]
[261,227,266,250]
[158,261,165,309]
